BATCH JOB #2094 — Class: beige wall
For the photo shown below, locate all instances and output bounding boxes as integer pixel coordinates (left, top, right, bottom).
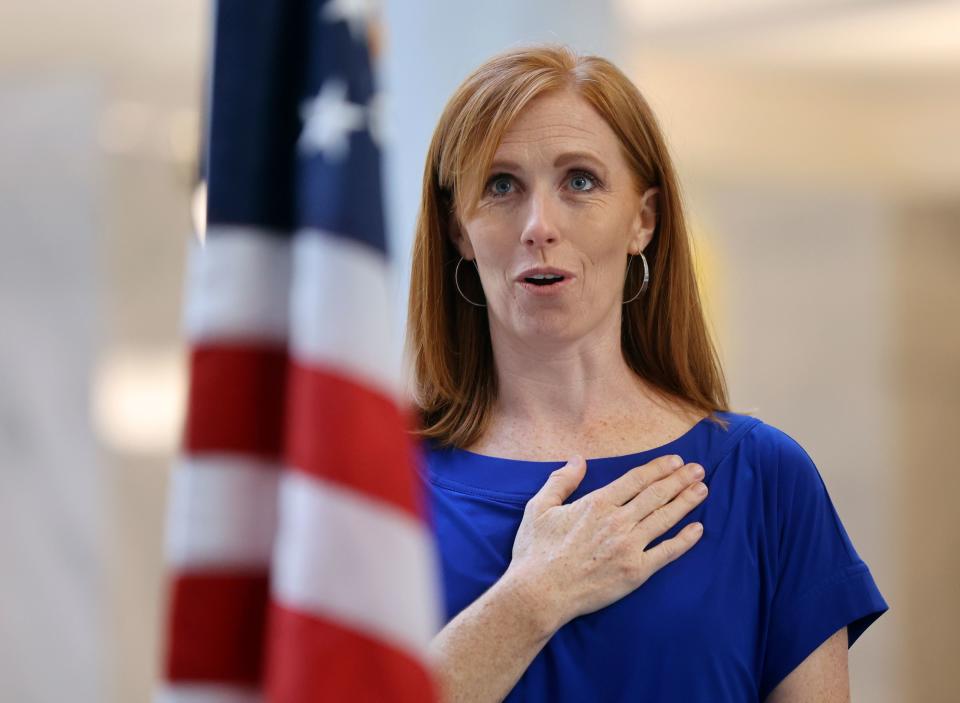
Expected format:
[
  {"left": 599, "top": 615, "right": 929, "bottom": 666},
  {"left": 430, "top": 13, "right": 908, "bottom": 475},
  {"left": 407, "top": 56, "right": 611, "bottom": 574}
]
[{"left": 894, "top": 201, "right": 960, "bottom": 702}]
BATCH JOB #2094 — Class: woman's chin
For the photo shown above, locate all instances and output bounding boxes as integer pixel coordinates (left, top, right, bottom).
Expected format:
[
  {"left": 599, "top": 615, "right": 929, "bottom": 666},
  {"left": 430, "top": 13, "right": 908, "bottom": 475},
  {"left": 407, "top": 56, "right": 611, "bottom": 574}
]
[{"left": 515, "top": 315, "right": 584, "bottom": 342}]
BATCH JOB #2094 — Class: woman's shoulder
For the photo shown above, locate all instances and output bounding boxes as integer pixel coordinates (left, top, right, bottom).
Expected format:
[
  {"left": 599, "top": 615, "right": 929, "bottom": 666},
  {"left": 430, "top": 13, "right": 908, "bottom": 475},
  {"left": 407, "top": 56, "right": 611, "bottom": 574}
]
[
  {"left": 728, "top": 414, "right": 817, "bottom": 464},
  {"left": 715, "top": 412, "right": 827, "bottom": 489}
]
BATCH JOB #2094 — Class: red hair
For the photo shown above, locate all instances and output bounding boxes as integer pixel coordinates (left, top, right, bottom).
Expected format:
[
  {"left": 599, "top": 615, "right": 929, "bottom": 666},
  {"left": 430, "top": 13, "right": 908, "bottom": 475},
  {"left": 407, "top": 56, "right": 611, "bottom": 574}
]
[{"left": 406, "top": 44, "right": 730, "bottom": 448}]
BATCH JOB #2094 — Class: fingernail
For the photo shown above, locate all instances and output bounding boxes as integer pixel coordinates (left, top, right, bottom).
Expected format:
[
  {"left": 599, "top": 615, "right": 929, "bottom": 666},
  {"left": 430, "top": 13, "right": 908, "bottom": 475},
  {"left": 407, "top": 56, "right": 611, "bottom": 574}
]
[{"left": 671, "top": 455, "right": 684, "bottom": 469}]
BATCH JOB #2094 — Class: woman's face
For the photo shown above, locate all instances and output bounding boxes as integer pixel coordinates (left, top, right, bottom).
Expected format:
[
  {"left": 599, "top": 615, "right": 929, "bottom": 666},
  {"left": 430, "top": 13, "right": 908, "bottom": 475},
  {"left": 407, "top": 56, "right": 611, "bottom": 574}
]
[{"left": 452, "top": 88, "right": 659, "bottom": 343}]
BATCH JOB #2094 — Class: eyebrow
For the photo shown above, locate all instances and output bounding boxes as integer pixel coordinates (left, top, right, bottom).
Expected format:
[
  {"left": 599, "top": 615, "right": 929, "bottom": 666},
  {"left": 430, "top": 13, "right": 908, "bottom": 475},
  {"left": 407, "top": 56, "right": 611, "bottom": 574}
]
[
  {"left": 489, "top": 151, "right": 608, "bottom": 174},
  {"left": 554, "top": 151, "right": 606, "bottom": 171}
]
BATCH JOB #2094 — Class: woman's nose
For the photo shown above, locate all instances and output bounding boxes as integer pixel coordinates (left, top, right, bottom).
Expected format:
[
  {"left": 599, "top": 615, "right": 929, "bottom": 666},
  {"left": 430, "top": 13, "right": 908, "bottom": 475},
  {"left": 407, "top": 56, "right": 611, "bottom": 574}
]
[{"left": 520, "top": 189, "right": 559, "bottom": 248}]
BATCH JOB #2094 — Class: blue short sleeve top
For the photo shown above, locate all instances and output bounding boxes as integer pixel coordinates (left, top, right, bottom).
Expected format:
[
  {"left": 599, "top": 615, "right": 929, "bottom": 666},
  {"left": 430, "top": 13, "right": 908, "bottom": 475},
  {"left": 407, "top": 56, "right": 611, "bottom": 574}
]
[{"left": 417, "top": 411, "right": 888, "bottom": 702}]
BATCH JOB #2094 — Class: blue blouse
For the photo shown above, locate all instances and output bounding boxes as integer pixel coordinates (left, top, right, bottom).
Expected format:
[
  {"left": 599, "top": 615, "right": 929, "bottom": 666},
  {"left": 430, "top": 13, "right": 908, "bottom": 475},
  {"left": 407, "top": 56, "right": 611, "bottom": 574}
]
[{"left": 418, "top": 411, "right": 888, "bottom": 702}]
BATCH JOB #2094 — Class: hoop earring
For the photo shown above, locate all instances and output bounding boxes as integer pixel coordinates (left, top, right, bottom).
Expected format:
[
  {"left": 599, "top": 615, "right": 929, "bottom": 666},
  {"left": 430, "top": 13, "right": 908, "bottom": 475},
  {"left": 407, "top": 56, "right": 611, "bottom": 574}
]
[
  {"left": 623, "top": 252, "right": 649, "bottom": 304},
  {"left": 455, "top": 256, "right": 487, "bottom": 307}
]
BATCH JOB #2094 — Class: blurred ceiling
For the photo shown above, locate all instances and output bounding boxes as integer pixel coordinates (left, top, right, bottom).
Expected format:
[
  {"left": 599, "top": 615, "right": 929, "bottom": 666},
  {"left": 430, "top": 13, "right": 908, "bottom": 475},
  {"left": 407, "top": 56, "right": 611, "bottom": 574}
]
[
  {"left": 615, "top": 0, "right": 960, "bottom": 198},
  {"left": 0, "top": 0, "right": 956, "bottom": 195},
  {"left": 618, "top": 0, "right": 960, "bottom": 70},
  {"left": 2, "top": 1, "right": 955, "bottom": 93},
  {"left": 0, "top": 0, "right": 207, "bottom": 104}
]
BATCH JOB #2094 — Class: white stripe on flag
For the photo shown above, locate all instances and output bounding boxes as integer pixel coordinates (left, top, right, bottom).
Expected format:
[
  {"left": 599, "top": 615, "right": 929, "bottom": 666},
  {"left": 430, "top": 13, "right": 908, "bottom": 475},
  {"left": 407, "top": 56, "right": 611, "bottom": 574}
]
[
  {"left": 166, "top": 455, "right": 279, "bottom": 569},
  {"left": 272, "top": 470, "right": 443, "bottom": 658},
  {"left": 290, "top": 229, "right": 402, "bottom": 401},
  {"left": 155, "top": 683, "right": 262, "bottom": 703},
  {"left": 183, "top": 226, "right": 291, "bottom": 343}
]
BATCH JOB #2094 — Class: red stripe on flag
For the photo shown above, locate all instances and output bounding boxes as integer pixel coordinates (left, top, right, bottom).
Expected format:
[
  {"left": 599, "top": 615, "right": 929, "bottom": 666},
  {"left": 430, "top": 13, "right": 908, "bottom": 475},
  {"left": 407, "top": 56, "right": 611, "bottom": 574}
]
[
  {"left": 186, "top": 344, "right": 288, "bottom": 457},
  {"left": 165, "top": 571, "right": 269, "bottom": 685},
  {"left": 265, "top": 601, "right": 438, "bottom": 703},
  {"left": 285, "top": 361, "right": 423, "bottom": 519}
]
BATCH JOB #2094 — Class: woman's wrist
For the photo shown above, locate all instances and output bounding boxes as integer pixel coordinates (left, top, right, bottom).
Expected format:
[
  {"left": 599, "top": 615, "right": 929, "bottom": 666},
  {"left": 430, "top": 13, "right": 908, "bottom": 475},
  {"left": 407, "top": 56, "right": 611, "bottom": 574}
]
[{"left": 498, "top": 565, "right": 565, "bottom": 640}]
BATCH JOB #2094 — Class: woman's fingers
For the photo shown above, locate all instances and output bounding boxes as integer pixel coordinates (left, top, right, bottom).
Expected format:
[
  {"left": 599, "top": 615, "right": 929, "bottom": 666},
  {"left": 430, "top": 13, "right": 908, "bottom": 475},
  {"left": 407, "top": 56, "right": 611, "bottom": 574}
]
[
  {"left": 598, "top": 453, "right": 685, "bottom": 506},
  {"left": 524, "top": 455, "right": 587, "bottom": 515},
  {"left": 641, "top": 521, "right": 705, "bottom": 572},
  {"left": 627, "top": 463, "right": 708, "bottom": 544}
]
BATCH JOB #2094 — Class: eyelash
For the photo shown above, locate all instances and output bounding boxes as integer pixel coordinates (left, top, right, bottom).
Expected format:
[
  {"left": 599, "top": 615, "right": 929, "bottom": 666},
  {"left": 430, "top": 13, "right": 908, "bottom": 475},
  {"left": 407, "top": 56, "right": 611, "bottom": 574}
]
[{"left": 485, "top": 169, "right": 601, "bottom": 198}]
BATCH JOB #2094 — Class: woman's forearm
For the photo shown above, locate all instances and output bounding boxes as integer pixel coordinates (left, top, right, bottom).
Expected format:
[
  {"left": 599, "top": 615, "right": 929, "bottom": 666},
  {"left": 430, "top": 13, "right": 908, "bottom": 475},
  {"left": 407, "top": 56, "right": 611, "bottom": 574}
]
[{"left": 428, "top": 570, "right": 559, "bottom": 703}]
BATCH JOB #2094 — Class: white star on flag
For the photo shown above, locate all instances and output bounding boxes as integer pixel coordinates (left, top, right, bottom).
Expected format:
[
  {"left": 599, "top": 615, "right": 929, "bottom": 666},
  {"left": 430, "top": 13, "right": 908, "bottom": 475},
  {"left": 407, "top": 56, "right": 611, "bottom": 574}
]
[
  {"left": 299, "top": 79, "right": 366, "bottom": 161},
  {"left": 321, "top": 0, "right": 378, "bottom": 43}
]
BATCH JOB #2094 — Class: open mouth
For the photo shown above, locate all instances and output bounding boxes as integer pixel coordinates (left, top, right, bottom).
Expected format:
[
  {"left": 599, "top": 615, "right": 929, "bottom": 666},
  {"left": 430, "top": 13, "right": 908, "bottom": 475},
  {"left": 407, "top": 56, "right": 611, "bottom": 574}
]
[{"left": 523, "top": 275, "right": 565, "bottom": 286}]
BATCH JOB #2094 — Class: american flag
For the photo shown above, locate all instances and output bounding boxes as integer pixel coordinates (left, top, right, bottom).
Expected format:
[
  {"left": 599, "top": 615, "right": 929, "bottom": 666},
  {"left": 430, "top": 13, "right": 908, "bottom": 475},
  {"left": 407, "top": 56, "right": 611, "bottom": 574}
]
[{"left": 159, "top": 1, "right": 441, "bottom": 701}]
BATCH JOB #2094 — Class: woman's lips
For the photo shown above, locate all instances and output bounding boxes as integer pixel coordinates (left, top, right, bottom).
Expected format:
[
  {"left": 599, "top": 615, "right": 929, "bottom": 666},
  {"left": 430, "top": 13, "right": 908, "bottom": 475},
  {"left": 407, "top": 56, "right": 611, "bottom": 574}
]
[{"left": 517, "top": 276, "right": 575, "bottom": 296}]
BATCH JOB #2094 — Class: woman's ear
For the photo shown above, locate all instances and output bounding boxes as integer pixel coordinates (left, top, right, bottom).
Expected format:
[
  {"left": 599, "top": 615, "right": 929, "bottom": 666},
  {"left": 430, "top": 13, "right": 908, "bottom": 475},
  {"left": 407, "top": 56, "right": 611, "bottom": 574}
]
[
  {"left": 447, "top": 211, "right": 476, "bottom": 260},
  {"left": 631, "top": 186, "right": 659, "bottom": 254}
]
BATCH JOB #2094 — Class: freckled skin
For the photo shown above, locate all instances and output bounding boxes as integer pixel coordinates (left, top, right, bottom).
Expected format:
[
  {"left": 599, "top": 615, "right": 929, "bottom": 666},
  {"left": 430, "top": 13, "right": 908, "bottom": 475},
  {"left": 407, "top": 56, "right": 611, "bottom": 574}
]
[
  {"left": 448, "top": 88, "right": 700, "bottom": 454},
  {"left": 455, "top": 90, "right": 653, "bottom": 346}
]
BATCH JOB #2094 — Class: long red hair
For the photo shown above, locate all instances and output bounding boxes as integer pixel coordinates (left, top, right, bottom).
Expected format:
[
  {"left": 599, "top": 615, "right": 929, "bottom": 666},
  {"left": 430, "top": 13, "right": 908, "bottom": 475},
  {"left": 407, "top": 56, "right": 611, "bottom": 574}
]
[{"left": 405, "top": 44, "right": 730, "bottom": 448}]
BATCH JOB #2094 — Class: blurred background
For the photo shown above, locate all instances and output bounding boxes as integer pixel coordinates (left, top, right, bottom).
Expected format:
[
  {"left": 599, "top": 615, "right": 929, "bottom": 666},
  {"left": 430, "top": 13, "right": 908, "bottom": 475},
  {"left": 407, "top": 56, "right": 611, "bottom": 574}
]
[{"left": 1, "top": 0, "right": 957, "bottom": 701}]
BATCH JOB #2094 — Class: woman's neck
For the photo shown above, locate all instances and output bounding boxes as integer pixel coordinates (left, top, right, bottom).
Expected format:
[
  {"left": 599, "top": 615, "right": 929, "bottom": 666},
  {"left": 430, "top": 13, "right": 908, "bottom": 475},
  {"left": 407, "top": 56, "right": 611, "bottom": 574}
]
[
  {"left": 477, "top": 320, "right": 700, "bottom": 459},
  {"left": 493, "top": 353, "right": 653, "bottom": 431}
]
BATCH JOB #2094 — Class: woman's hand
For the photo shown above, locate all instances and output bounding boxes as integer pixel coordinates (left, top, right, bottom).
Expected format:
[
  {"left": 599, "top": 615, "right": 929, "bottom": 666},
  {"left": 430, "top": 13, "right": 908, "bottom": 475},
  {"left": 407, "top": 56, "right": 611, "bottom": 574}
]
[{"left": 503, "top": 453, "right": 707, "bottom": 632}]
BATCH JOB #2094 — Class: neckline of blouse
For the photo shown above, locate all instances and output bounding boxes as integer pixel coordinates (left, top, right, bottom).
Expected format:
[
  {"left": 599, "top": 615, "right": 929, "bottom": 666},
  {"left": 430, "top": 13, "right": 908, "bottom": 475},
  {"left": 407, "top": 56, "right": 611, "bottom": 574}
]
[{"left": 447, "top": 412, "right": 724, "bottom": 466}]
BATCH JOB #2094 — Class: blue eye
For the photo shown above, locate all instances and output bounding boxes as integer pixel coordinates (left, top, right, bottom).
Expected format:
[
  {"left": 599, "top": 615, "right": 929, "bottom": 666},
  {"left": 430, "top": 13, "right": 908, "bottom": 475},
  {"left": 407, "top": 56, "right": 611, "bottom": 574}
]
[
  {"left": 569, "top": 171, "right": 597, "bottom": 191},
  {"left": 487, "top": 175, "right": 514, "bottom": 198}
]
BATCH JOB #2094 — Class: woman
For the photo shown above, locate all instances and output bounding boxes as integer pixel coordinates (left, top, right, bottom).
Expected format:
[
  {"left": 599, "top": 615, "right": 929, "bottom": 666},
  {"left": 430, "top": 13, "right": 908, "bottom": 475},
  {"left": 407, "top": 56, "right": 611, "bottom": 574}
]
[{"left": 405, "top": 45, "right": 888, "bottom": 702}]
